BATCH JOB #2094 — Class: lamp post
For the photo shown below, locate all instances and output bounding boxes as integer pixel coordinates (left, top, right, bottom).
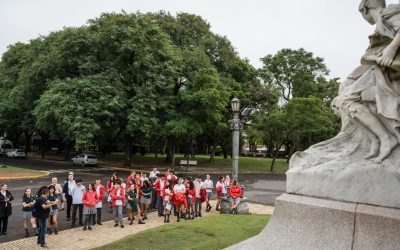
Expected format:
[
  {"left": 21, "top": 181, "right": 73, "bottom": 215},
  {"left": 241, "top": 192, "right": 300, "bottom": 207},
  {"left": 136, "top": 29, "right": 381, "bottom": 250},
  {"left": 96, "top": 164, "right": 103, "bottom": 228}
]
[{"left": 230, "top": 97, "right": 242, "bottom": 181}]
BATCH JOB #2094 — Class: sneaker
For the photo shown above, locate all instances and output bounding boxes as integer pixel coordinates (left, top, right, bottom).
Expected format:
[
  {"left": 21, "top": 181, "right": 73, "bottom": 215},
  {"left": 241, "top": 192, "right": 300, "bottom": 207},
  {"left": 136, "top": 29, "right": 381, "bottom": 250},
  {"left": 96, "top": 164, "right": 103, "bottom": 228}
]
[
  {"left": 120, "top": 225, "right": 124, "bottom": 228},
  {"left": 129, "top": 220, "right": 133, "bottom": 225},
  {"left": 54, "top": 229, "right": 58, "bottom": 235},
  {"left": 40, "top": 244, "right": 48, "bottom": 248},
  {"left": 88, "top": 226, "right": 92, "bottom": 231},
  {"left": 114, "top": 223, "right": 118, "bottom": 227},
  {"left": 138, "top": 220, "right": 145, "bottom": 224},
  {"left": 83, "top": 227, "right": 87, "bottom": 231},
  {"left": 97, "top": 222, "right": 102, "bottom": 225},
  {"left": 48, "top": 229, "right": 53, "bottom": 235},
  {"left": 199, "top": 213, "right": 202, "bottom": 217}
]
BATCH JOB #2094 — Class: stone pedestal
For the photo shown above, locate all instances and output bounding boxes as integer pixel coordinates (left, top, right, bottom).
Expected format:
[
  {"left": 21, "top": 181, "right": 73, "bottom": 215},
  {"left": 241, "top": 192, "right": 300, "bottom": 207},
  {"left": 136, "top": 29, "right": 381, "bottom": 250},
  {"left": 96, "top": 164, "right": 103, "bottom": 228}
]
[
  {"left": 226, "top": 194, "right": 400, "bottom": 250},
  {"left": 220, "top": 197, "right": 249, "bottom": 214}
]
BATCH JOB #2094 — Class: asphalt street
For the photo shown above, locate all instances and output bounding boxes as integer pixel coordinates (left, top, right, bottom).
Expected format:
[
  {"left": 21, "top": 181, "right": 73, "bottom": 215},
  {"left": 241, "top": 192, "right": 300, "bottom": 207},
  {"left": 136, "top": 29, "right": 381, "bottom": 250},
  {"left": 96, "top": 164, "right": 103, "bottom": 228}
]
[{"left": 0, "top": 157, "right": 286, "bottom": 243}]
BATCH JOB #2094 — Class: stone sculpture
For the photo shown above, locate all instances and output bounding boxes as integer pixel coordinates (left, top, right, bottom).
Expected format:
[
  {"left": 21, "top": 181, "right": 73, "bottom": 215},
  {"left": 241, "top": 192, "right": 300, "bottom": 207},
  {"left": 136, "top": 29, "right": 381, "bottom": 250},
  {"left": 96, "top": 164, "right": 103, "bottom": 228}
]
[{"left": 287, "top": 0, "right": 400, "bottom": 208}]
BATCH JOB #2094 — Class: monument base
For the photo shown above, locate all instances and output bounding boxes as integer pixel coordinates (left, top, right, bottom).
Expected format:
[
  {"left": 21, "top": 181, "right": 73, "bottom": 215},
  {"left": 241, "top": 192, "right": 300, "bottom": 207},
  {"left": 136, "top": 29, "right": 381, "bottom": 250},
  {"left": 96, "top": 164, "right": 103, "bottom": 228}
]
[
  {"left": 220, "top": 197, "right": 249, "bottom": 214},
  {"left": 226, "top": 194, "right": 400, "bottom": 250}
]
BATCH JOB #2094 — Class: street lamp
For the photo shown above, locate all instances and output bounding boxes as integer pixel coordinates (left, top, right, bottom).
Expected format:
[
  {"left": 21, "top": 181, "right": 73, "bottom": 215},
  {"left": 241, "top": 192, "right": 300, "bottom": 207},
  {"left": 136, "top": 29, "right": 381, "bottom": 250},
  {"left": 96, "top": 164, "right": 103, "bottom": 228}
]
[{"left": 230, "top": 97, "right": 243, "bottom": 181}]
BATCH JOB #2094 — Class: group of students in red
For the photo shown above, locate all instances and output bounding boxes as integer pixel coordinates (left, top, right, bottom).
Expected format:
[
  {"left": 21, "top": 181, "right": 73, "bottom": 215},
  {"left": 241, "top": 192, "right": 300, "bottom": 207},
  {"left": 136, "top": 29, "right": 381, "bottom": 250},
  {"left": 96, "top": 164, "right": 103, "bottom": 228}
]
[{"left": 5, "top": 168, "right": 243, "bottom": 248}]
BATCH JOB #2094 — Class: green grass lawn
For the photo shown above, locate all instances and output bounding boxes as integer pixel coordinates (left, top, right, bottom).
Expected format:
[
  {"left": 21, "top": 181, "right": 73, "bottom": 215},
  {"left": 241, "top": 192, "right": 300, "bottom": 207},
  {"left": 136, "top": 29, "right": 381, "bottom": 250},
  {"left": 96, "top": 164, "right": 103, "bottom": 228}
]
[
  {"left": 103, "top": 153, "right": 288, "bottom": 173},
  {"left": 0, "top": 166, "right": 46, "bottom": 179},
  {"left": 94, "top": 214, "right": 270, "bottom": 250}
]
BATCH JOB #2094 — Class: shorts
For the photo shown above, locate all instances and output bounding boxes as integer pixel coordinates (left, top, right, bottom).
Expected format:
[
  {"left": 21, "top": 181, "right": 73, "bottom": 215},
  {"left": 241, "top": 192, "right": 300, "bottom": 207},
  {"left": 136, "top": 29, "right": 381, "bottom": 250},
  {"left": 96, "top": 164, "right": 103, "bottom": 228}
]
[
  {"left": 140, "top": 197, "right": 151, "bottom": 205},
  {"left": 218, "top": 193, "right": 227, "bottom": 199},
  {"left": 128, "top": 199, "right": 139, "bottom": 213},
  {"left": 230, "top": 197, "right": 241, "bottom": 204},
  {"left": 50, "top": 208, "right": 58, "bottom": 216},
  {"left": 206, "top": 192, "right": 212, "bottom": 199},
  {"left": 22, "top": 211, "right": 33, "bottom": 220}
]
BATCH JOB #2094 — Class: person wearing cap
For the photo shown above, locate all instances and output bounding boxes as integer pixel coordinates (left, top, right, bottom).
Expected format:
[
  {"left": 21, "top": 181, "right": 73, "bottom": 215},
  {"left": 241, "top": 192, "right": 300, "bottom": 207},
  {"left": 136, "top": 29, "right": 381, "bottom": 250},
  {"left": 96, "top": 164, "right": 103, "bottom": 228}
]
[{"left": 62, "top": 172, "right": 76, "bottom": 221}]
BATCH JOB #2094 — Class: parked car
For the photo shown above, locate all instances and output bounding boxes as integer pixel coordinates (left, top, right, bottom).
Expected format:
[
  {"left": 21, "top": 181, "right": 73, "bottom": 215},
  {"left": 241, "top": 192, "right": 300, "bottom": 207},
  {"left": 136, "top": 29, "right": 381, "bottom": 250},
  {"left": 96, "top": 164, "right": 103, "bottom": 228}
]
[
  {"left": 7, "top": 149, "right": 26, "bottom": 159},
  {"left": 71, "top": 154, "right": 97, "bottom": 167}
]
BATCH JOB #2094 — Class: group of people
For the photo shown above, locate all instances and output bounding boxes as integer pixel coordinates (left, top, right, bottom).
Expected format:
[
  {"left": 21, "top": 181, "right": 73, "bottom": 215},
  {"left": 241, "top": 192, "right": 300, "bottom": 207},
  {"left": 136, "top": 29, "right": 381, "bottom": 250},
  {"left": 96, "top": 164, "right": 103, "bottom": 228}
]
[{"left": 0, "top": 167, "right": 243, "bottom": 248}]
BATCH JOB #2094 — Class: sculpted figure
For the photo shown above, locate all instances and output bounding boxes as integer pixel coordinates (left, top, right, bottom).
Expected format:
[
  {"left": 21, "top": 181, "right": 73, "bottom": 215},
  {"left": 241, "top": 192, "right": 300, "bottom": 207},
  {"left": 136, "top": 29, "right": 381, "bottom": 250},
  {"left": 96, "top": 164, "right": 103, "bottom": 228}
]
[{"left": 333, "top": 0, "right": 400, "bottom": 163}]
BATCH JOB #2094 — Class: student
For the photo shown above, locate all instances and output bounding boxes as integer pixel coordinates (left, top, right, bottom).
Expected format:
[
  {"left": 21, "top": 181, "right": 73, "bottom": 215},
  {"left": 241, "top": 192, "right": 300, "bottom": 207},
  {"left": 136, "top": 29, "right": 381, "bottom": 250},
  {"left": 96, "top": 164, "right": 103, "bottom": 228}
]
[
  {"left": 165, "top": 169, "right": 177, "bottom": 185},
  {"left": 154, "top": 174, "right": 165, "bottom": 216},
  {"left": 71, "top": 179, "right": 85, "bottom": 227},
  {"left": 0, "top": 183, "right": 13, "bottom": 236},
  {"left": 204, "top": 174, "right": 214, "bottom": 212},
  {"left": 229, "top": 180, "right": 243, "bottom": 214},
  {"left": 47, "top": 185, "right": 60, "bottom": 235},
  {"left": 194, "top": 176, "right": 205, "bottom": 217},
  {"left": 173, "top": 177, "right": 187, "bottom": 222},
  {"left": 140, "top": 172, "right": 149, "bottom": 182},
  {"left": 50, "top": 177, "right": 63, "bottom": 210},
  {"left": 186, "top": 179, "right": 196, "bottom": 220},
  {"left": 21, "top": 188, "right": 38, "bottom": 237},
  {"left": 106, "top": 173, "right": 119, "bottom": 213},
  {"left": 215, "top": 176, "right": 226, "bottom": 211},
  {"left": 162, "top": 180, "right": 173, "bottom": 223},
  {"left": 63, "top": 172, "right": 76, "bottom": 221},
  {"left": 126, "top": 183, "right": 145, "bottom": 225},
  {"left": 140, "top": 180, "right": 152, "bottom": 220},
  {"left": 126, "top": 170, "right": 136, "bottom": 189},
  {"left": 224, "top": 175, "right": 232, "bottom": 187},
  {"left": 82, "top": 183, "right": 98, "bottom": 231},
  {"left": 93, "top": 178, "right": 104, "bottom": 225},
  {"left": 149, "top": 167, "right": 160, "bottom": 179},
  {"left": 111, "top": 181, "right": 125, "bottom": 228},
  {"left": 36, "top": 188, "right": 54, "bottom": 248}
]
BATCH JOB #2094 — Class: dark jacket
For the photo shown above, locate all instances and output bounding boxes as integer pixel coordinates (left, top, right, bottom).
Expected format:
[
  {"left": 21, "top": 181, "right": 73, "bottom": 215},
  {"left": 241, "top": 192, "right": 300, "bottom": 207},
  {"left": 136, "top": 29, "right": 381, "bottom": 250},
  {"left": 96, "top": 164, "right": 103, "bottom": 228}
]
[{"left": 0, "top": 190, "right": 14, "bottom": 218}]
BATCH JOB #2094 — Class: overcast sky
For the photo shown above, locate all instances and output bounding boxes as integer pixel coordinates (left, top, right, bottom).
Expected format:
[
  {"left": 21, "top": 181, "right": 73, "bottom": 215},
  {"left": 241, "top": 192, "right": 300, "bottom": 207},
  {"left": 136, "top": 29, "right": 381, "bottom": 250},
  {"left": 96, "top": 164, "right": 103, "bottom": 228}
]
[{"left": 1, "top": 0, "right": 398, "bottom": 80}]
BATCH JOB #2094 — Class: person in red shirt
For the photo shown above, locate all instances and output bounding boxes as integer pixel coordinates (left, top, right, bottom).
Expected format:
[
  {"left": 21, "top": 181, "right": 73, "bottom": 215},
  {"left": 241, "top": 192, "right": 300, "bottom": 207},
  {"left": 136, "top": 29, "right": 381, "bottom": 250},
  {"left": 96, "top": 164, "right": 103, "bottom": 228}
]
[
  {"left": 162, "top": 180, "right": 173, "bottom": 223},
  {"left": 111, "top": 181, "right": 125, "bottom": 228},
  {"left": 93, "top": 178, "right": 105, "bottom": 225},
  {"left": 229, "top": 180, "right": 242, "bottom": 214},
  {"left": 126, "top": 170, "right": 136, "bottom": 189},
  {"left": 186, "top": 178, "right": 196, "bottom": 220},
  {"left": 82, "top": 183, "right": 98, "bottom": 231},
  {"left": 154, "top": 174, "right": 165, "bottom": 217}
]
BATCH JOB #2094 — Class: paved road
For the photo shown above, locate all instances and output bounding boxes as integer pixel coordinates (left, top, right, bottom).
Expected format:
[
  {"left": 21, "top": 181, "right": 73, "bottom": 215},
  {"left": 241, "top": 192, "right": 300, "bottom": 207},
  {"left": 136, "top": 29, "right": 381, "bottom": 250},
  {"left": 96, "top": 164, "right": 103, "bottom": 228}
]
[{"left": 0, "top": 158, "right": 286, "bottom": 243}]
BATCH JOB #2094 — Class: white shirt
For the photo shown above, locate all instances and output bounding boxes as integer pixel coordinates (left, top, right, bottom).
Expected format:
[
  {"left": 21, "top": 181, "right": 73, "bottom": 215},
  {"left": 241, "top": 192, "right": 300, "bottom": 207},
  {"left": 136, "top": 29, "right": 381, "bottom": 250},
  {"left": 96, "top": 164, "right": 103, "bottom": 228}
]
[
  {"left": 159, "top": 180, "right": 165, "bottom": 196},
  {"left": 194, "top": 180, "right": 204, "bottom": 198},
  {"left": 216, "top": 181, "right": 227, "bottom": 194},
  {"left": 204, "top": 179, "right": 213, "bottom": 193},
  {"left": 173, "top": 184, "right": 185, "bottom": 193},
  {"left": 115, "top": 189, "right": 123, "bottom": 206},
  {"left": 149, "top": 170, "right": 160, "bottom": 179},
  {"left": 95, "top": 186, "right": 102, "bottom": 208},
  {"left": 1, "top": 191, "right": 7, "bottom": 207}
]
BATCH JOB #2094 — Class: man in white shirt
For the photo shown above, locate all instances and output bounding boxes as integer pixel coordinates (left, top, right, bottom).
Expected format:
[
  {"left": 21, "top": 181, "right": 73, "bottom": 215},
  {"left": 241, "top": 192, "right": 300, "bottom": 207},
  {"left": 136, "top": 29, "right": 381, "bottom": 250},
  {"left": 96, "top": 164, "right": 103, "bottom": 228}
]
[
  {"left": 173, "top": 177, "right": 186, "bottom": 222},
  {"left": 149, "top": 167, "right": 160, "bottom": 179},
  {"left": 71, "top": 179, "right": 85, "bottom": 227},
  {"left": 204, "top": 174, "right": 213, "bottom": 212},
  {"left": 194, "top": 176, "right": 205, "bottom": 217}
]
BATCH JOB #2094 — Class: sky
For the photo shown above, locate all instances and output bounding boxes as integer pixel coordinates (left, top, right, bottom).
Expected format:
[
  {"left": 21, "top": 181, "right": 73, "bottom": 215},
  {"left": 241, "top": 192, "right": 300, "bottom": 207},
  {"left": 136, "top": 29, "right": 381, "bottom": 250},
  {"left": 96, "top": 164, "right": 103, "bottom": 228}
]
[{"left": 1, "top": 0, "right": 399, "bottom": 80}]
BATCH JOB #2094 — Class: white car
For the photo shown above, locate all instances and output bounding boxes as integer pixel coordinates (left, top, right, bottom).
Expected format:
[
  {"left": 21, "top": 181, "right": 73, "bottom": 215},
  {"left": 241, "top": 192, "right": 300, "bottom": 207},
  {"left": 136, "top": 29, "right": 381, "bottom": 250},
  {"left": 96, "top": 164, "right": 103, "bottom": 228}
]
[
  {"left": 71, "top": 154, "right": 97, "bottom": 167},
  {"left": 7, "top": 149, "right": 26, "bottom": 159}
]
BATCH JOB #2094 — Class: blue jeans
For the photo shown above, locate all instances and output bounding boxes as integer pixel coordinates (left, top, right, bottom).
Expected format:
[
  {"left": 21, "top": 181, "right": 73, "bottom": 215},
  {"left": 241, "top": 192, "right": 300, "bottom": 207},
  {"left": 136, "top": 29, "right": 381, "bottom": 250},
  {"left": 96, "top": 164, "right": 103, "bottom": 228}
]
[{"left": 37, "top": 217, "right": 47, "bottom": 245}]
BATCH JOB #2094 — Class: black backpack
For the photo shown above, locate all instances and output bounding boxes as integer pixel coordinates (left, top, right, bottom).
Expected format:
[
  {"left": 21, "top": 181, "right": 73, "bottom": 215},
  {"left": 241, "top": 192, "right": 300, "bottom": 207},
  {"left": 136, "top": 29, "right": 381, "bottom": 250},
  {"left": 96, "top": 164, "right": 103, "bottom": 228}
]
[{"left": 32, "top": 197, "right": 40, "bottom": 217}]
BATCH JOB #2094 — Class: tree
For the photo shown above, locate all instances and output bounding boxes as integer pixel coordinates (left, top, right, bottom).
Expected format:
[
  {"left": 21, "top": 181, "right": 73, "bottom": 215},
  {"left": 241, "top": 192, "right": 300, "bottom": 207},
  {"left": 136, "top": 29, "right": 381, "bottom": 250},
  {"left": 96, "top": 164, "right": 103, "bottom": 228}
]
[{"left": 259, "top": 48, "right": 330, "bottom": 102}]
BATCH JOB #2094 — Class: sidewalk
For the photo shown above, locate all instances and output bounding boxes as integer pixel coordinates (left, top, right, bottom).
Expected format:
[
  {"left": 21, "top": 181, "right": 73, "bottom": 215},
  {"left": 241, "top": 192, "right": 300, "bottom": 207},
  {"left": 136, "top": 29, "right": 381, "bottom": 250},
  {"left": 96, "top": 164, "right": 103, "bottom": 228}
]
[{"left": 0, "top": 201, "right": 273, "bottom": 250}]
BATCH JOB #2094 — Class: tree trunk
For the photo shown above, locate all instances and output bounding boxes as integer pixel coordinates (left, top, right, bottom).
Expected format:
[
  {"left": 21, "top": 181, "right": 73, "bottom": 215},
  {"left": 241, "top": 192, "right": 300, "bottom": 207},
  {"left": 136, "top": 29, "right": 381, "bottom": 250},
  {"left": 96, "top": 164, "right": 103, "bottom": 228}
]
[
  {"left": 221, "top": 144, "right": 228, "bottom": 159},
  {"left": 64, "top": 140, "right": 71, "bottom": 161},
  {"left": 24, "top": 132, "right": 32, "bottom": 156},
  {"left": 40, "top": 133, "right": 49, "bottom": 159},
  {"left": 124, "top": 134, "right": 133, "bottom": 168},
  {"left": 165, "top": 138, "right": 176, "bottom": 167},
  {"left": 209, "top": 143, "right": 216, "bottom": 164}
]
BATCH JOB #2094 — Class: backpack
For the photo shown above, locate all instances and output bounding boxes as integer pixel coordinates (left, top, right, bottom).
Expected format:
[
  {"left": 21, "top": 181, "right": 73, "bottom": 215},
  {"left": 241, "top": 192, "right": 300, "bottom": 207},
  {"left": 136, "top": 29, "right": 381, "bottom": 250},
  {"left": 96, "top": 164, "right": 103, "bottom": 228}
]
[{"left": 32, "top": 197, "right": 40, "bottom": 217}]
